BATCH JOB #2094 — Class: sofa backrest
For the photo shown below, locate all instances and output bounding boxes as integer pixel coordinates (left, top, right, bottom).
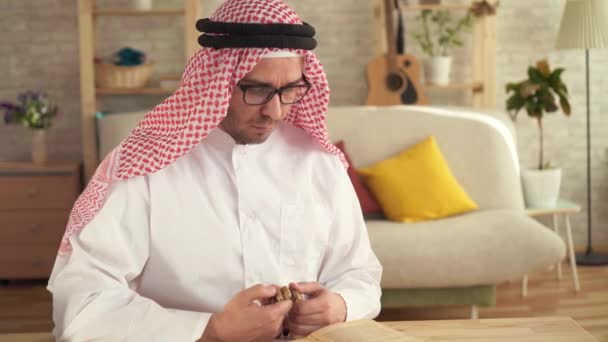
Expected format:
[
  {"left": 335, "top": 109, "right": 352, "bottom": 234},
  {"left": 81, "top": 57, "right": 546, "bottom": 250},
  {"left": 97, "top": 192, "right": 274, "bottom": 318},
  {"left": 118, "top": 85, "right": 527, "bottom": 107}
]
[
  {"left": 97, "top": 111, "right": 147, "bottom": 159},
  {"left": 325, "top": 105, "right": 524, "bottom": 211}
]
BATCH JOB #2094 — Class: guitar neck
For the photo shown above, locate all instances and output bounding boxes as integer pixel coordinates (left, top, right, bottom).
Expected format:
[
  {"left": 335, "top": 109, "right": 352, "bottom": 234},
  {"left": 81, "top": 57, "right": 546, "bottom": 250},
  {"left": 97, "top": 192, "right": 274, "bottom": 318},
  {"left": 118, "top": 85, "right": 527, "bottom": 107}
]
[
  {"left": 383, "top": 0, "right": 398, "bottom": 68},
  {"left": 395, "top": 0, "right": 405, "bottom": 54}
]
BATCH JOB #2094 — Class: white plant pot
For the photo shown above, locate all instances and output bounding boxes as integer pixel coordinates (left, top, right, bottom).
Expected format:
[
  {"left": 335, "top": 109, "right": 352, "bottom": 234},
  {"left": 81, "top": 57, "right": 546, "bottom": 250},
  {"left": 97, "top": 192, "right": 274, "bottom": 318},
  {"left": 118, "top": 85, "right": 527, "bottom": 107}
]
[
  {"left": 134, "top": 0, "right": 152, "bottom": 9},
  {"left": 423, "top": 56, "right": 452, "bottom": 85},
  {"left": 521, "top": 168, "right": 562, "bottom": 208}
]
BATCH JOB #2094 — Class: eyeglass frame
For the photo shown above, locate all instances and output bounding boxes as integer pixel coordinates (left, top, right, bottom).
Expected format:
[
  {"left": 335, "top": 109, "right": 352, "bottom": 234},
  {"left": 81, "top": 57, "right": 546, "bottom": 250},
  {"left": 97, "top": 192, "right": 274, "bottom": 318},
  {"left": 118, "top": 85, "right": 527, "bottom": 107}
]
[{"left": 236, "top": 78, "right": 312, "bottom": 106}]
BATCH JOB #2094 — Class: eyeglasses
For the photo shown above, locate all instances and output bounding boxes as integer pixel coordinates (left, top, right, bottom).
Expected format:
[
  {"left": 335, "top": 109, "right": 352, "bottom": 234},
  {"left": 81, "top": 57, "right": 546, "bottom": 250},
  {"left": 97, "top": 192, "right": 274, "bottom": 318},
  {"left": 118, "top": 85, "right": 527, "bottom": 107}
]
[{"left": 237, "top": 81, "right": 312, "bottom": 105}]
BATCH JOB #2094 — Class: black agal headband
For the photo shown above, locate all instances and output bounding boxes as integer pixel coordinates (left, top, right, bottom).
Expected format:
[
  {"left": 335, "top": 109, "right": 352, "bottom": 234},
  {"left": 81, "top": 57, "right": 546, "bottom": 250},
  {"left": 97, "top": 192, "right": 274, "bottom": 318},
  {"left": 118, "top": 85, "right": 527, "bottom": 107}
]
[{"left": 196, "top": 18, "right": 317, "bottom": 50}]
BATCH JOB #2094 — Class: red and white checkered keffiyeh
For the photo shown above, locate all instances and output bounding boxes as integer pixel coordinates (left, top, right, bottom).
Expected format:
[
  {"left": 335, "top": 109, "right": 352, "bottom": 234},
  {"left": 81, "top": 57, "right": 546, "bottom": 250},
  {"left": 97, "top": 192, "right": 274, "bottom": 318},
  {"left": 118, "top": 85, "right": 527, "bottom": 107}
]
[{"left": 56, "top": 0, "right": 345, "bottom": 256}]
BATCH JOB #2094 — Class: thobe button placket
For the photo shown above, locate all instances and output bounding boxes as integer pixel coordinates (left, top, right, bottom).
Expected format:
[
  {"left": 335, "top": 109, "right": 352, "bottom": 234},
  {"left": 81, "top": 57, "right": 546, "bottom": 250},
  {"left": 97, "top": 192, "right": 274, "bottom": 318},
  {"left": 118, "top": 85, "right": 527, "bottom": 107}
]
[
  {"left": 233, "top": 146, "right": 248, "bottom": 172},
  {"left": 239, "top": 210, "right": 249, "bottom": 232},
  {"left": 245, "top": 270, "right": 256, "bottom": 286},
  {"left": 233, "top": 153, "right": 240, "bottom": 171},
  {"left": 283, "top": 256, "right": 297, "bottom": 267},
  {"left": 242, "top": 210, "right": 256, "bottom": 287}
]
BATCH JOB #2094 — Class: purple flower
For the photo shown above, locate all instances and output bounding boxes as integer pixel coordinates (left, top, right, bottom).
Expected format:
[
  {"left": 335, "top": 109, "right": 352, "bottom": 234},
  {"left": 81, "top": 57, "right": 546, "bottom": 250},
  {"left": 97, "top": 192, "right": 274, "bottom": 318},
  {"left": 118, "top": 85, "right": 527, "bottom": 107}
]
[
  {"left": 17, "top": 90, "right": 45, "bottom": 106},
  {"left": 0, "top": 102, "right": 18, "bottom": 111},
  {"left": 2, "top": 91, "right": 58, "bottom": 128},
  {"left": 17, "top": 92, "right": 29, "bottom": 105},
  {"left": 3, "top": 111, "right": 12, "bottom": 124},
  {"left": 0, "top": 102, "right": 21, "bottom": 124}
]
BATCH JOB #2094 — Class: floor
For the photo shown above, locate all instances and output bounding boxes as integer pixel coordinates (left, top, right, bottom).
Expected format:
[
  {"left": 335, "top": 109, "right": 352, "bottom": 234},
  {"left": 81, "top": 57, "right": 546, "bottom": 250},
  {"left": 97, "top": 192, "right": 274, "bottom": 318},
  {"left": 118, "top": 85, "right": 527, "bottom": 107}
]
[
  {"left": 377, "top": 263, "right": 608, "bottom": 341},
  {"left": 1, "top": 263, "right": 607, "bottom": 341}
]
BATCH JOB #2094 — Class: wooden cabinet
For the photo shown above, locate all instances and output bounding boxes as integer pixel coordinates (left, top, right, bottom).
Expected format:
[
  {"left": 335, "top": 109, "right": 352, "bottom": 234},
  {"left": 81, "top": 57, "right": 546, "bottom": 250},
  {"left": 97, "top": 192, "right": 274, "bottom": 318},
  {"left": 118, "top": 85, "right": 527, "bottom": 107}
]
[{"left": 0, "top": 162, "right": 81, "bottom": 279}]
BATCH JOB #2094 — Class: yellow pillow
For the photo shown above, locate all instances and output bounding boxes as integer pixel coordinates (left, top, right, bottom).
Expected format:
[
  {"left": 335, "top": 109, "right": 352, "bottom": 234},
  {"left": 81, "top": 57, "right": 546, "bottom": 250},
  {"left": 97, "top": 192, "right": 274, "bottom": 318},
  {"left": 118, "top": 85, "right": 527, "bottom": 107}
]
[{"left": 358, "top": 136, "right": 477, "bottom": 222}]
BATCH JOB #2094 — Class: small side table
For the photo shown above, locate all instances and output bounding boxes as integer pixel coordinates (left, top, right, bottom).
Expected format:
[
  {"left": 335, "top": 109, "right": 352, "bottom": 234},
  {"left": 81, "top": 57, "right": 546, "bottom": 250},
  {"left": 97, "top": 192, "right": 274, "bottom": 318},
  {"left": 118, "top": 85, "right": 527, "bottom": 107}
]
[{"left": 522, "top": 199, "right": 581, "bottom": 296}]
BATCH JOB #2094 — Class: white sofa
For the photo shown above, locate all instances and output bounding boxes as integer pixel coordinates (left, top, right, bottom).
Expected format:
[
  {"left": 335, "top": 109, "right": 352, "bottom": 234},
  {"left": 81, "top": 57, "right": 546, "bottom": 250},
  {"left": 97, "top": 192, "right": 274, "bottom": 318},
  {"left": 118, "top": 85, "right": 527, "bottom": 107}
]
[{"left": 325, "top": 105, "right": 566, "bottom": 316}]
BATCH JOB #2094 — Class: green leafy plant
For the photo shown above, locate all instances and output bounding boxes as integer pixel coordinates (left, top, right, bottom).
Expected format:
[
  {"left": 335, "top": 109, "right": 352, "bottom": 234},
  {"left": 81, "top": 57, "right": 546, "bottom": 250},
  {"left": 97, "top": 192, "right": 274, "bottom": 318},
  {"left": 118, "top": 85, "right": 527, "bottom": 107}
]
[
  {"left": 412, "top": 9, "right": 473, "bottom": 57},
  {"left": 506, "top": 60, "right": 571, "bottom": 170}
]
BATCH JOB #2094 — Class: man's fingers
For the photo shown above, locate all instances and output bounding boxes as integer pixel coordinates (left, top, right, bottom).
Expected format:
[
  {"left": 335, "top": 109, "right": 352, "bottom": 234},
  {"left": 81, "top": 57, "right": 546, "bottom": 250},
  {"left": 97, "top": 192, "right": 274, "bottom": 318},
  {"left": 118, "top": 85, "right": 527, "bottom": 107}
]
[
  {"left": 265, "top": 297, "right": 293, "bottom": 316},
  {"left": 289, "top": 311, "right": 327, "bottom": 325},
  {"left": 290, "top": 294, "right": 327, "bottom": 316},
  {"left": 260, "top": 285, "right": 283, "bottom": 305},
  {"left": 236, "top": 284, "right": 277, "bottom": 306},
  {"left": 290, "top": 282, "right": 323, "bottom": 295},
  {"left": 287, "top": 321, "right": 321, "bottom": 337}
]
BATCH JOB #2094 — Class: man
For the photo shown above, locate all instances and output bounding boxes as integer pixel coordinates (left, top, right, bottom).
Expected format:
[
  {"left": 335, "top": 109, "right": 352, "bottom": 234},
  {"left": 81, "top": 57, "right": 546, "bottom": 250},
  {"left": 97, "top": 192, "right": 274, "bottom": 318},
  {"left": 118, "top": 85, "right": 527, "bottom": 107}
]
[{"left": 48, "top": 0, "right": 382, "bottom": 341}]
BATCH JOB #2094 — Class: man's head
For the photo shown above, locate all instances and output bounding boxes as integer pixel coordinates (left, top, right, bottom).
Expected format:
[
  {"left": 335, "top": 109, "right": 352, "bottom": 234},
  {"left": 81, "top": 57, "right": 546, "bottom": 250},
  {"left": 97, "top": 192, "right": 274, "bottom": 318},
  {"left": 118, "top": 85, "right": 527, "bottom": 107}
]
[
  {"left": 221, "top": 55, "right": 309, "bottom": 144},
  {"left": 196, "top": 0, "right": 320, "bottom": 145}
]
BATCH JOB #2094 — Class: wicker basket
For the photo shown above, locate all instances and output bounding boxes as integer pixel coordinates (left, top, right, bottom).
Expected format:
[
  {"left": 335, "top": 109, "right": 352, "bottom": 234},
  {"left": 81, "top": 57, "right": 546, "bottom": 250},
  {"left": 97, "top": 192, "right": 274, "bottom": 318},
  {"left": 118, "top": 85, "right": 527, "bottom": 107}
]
[{"left": 95, "top": 62, "right": 154, "bottom": 88}]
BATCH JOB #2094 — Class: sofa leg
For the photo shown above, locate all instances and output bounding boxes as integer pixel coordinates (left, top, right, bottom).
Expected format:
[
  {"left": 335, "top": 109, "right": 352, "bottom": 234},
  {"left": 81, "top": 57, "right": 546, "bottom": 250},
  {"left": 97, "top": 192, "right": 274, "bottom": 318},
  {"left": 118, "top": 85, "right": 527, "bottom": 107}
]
[{"left": 470, "top": 305, "right": 479, "bottom": 319}]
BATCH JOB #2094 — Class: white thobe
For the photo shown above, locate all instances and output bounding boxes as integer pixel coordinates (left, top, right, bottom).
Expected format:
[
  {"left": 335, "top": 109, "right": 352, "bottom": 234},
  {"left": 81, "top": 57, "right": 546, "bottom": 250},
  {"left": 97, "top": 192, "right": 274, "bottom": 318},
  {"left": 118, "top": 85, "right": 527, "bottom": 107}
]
[{"left": 48, "top": 123, "right": 382, "bottom": 342}]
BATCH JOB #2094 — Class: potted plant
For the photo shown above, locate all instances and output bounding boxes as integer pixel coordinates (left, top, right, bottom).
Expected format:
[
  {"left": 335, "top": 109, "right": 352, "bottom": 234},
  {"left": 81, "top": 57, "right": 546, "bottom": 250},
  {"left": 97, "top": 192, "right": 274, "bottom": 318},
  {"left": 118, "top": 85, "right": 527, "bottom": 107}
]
[
  {"left": 506, "top": 59, "right": 571, "bottom": 208},
  {"left": 411, "top": 9, "right": 473, "bottom": 85},
  {"left": 1, "top": 91, "right": 61, "bottom": 164}
]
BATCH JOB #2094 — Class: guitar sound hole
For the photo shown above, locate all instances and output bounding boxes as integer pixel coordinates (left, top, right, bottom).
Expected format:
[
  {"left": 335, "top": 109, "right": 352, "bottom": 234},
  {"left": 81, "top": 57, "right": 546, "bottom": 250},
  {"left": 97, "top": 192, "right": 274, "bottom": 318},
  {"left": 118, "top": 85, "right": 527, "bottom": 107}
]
[
  {"left": 386, "top": 73, "right": 404, "bottom": 91},
  {"left": 404, "top": 60, "right": 412, "bottom": 68}
]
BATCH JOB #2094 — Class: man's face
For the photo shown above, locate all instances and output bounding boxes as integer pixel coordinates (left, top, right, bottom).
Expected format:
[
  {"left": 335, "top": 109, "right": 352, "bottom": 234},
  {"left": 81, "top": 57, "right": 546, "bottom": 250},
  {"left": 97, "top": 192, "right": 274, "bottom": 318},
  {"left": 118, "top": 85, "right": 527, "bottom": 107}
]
[{"left": 220, "top": 57, "right": 306, "bottom": 144}]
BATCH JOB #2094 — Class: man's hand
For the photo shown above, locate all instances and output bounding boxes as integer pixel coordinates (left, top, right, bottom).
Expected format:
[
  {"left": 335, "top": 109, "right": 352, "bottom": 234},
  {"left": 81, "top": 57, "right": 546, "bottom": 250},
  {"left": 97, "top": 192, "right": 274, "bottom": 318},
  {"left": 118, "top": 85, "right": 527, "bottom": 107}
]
[
  {"left": 286, "top": 282, "right": 347, "bottom": 339},
  {"left": 198, "top": 284, "right": 292, "bottom": 342}
]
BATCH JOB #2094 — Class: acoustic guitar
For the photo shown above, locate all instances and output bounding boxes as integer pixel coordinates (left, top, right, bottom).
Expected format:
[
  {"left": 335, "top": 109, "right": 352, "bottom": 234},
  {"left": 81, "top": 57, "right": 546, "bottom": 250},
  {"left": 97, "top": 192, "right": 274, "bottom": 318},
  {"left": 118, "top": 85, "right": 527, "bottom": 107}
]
[{"left": 366, "top": 0, "right": 428, "bottom": 105}]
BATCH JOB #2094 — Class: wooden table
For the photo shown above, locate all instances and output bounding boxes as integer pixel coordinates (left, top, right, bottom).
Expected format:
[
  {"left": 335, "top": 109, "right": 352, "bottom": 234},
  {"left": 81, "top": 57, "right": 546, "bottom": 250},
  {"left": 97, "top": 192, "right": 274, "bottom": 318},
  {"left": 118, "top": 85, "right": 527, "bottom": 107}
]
[
  {"left": 386, "top": 316, "right": 597, "bottom": 341},
  {"left": 0, "top": 316, "right": 597, "bottom": 341}
]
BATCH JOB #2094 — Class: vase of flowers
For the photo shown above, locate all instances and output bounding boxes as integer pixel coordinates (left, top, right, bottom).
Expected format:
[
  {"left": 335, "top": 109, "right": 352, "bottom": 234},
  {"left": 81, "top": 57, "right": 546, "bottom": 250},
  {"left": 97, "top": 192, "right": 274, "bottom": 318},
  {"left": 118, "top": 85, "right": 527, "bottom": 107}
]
[{"left": 1, "top": 91, "right": 61, "bottom": 164}]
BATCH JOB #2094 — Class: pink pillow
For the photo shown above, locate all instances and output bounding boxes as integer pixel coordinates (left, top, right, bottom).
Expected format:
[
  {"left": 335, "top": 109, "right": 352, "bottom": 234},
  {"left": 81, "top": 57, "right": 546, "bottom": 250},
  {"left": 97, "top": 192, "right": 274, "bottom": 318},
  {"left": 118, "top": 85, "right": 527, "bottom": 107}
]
[{"left": 335, "top": 141, "right": 383, "bottom": 216}]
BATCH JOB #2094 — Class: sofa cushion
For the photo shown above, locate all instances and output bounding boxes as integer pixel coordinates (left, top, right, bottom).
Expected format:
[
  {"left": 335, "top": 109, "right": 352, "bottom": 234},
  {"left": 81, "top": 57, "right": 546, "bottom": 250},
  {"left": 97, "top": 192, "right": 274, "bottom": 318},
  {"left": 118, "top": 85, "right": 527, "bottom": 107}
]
[
  {"left": 335, "top": 141, "right": 382, "bottom": 215},
  {"left": 359, "top": 135, "right": 477, "bottom": 222},
  {"left": 366, "top": 209, "right": 566, "bottom": 288}
]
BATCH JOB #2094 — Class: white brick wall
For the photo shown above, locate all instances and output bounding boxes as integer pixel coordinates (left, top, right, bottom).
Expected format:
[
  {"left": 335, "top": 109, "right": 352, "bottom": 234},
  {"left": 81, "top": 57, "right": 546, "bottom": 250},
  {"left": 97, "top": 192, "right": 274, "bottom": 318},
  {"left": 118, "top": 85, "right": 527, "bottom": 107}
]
[
  {"left": 1, "top": 0, "right": 606, "bottom": 245},
  {"left": 0, "top": 0, "right": 81, "bottom": 162}
]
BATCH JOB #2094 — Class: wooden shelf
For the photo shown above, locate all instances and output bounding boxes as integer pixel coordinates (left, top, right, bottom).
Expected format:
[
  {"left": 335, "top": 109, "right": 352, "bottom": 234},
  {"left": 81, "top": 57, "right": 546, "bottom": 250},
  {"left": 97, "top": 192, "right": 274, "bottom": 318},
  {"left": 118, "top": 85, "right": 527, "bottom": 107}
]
[
  {"left": 94, "top": 8, "right": 185, "bottom": 16},
  {"left": 0, "top": 161, "right": 81, "bottom": 175},
  {"left": 422, "top": 82, "right": 484, "bottom": 92},
  {"left": 158, "top": 73, "right": 181, "bottom": 80},
  {"left": 78, "top": 0, "right": 201, "bottom": 181},
  {"left": 370, "top": 0, "right": 496, "bottom": 111},
  {"left": 96, "top": 87, "right": 176, "bottom": 95},
  {"left": 400, "top": 4, "right": 471, "bottom": 12}
]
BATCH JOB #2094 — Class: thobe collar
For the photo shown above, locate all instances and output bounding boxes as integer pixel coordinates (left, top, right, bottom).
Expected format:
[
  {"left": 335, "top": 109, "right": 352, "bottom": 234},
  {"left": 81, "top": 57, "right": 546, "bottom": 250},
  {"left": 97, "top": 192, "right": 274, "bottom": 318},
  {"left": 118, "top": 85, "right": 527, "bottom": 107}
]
[{"left": 204, "top": 124, "right": 281, "bottom": 155}]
